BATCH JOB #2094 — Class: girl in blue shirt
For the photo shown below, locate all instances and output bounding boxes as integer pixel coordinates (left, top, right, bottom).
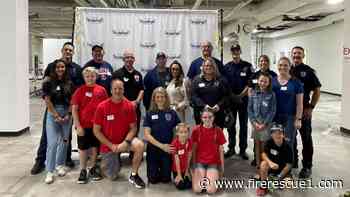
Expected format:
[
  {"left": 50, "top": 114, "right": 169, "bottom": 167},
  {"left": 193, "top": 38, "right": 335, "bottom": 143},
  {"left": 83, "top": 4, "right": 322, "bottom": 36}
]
[
  {"left": 144, "top": 87, "right": 181, "bottom": 184},
  {"left": 248, "top": 72, "right": 276, "bottom": 175},
  {"left": 272, "top": 57, "right": 304, "bottom": 163}
]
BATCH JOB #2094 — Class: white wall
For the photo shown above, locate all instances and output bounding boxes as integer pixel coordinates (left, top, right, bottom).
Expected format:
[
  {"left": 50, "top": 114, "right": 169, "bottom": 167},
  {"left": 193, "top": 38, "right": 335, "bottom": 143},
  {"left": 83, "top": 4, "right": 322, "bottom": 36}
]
[
  {"left": 262, "top": 21, "right": 344, "bottom": 95},
  {"left": 43, "top": 38, "right": 71, "bottom": 69}
]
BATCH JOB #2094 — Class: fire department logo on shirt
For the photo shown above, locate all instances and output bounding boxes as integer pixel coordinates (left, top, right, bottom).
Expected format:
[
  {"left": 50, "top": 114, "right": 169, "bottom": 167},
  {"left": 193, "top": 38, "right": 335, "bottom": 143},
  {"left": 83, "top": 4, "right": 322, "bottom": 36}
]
[
  {"left": 165, "top": 113, "right": 172, "bottom": 121},
  {"left": 300, "top": 71, "right": 307, "bottom": 77},
  {"left": 134, "top": 75, "right": 140, "bottom": 82}
]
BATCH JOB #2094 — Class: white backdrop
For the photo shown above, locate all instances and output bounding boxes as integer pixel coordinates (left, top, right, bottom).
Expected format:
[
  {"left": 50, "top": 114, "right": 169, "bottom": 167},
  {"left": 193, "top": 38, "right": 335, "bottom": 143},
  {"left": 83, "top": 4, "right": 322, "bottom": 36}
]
[{"left": 73, "top": 7, "right": 219, "bottom": 73}]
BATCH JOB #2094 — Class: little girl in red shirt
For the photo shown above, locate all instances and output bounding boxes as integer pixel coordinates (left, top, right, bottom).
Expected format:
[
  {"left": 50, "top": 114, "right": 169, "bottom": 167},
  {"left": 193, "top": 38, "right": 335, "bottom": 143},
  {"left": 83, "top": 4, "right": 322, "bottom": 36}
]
[
  {"left": 171, "top": 123, "right": 192, "bottom": 190},
  {"left": 191, "top": 109, "right": 226, "bottom": 194}
]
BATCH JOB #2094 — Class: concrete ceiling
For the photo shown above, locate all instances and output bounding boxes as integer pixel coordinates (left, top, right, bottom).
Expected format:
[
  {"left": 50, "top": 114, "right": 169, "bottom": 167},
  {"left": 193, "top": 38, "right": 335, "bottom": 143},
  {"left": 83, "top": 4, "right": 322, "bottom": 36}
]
[{"left": 29, "top": 0, "right": 344, "bottom": 39}]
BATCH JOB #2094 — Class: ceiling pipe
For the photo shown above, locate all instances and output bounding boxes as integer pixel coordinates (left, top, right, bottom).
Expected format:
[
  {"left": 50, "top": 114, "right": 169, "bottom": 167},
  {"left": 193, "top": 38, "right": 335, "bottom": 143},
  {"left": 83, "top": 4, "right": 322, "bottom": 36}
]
[
  {"left": 192, "top": 0, "right": 204, "bottom": 9},
  {"left": 223, "top": 0, "right": 254, "bottom": 22}
]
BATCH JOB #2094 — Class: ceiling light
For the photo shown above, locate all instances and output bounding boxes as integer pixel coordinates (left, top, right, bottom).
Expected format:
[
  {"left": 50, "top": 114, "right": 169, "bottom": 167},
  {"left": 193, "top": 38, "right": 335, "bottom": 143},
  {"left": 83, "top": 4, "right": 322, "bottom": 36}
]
[
  {"left": 327, "top": 0, "right": 344, "bottom": 5},
  {"left": 223, "top": 37, "right": 229, "bottom": 42},
  {"left": 252, "top": 29, "right": 259, "bottom": 34}
]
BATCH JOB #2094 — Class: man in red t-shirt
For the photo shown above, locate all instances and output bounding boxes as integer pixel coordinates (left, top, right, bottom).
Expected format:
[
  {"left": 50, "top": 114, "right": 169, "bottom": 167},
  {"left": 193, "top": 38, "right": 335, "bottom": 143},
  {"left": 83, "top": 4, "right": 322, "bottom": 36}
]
[
  {"left": 93, "top": 79, "right": 146, "bottom": 188},
  {"left": 72, "top": 67, "right": 108, "bottom": 184}
]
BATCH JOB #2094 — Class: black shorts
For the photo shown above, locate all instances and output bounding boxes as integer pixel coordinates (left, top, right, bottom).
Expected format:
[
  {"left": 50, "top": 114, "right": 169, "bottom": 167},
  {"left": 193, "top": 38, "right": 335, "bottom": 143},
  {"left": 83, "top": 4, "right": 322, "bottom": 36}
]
[{"left": 77, "top": 128, "right": 100, "bottom": 150}]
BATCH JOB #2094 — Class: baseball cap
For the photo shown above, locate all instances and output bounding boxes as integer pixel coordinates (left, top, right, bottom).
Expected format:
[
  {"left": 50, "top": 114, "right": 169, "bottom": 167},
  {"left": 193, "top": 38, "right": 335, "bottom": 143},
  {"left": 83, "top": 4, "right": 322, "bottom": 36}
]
[
  {"left": 156, "top": 52, "right": 167, "bottom": 59},
  {"left": 270, "top": 123, "right": 284, "bottom": 134},
  {"left": 92, "top": 45, "right": 103, "bottom": 51},
  {"left": 230, "top": 44, "right": 241, "bottom": 52}
]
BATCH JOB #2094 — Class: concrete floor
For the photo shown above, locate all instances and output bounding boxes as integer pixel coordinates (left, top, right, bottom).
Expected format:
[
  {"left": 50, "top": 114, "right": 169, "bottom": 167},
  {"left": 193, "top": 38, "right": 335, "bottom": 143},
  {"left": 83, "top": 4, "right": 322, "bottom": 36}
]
[{"left": 0, "top": 93, "right": 349, "bottom": 197}]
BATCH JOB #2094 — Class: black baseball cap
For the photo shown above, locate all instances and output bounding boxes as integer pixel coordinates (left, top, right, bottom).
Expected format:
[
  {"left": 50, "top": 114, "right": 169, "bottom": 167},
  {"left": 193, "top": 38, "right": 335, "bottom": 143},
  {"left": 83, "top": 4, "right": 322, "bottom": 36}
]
[
  {"left": 270, "top": 123, "right": 284, "bottom": 134},
  {"left": 156, "top": 52, "right": 167, "bottom": 59},
  {"left": 92, "top": 45, "right": 103, "bottom": 51},
  {"left": 230, "top": 44, "right": 241, "bottom": 52}
]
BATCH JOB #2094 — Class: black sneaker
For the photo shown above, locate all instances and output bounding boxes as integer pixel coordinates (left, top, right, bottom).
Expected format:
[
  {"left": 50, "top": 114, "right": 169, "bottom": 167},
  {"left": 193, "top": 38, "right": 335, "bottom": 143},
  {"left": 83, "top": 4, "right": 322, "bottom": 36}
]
[
  {"left": 239, "top": 152, "right": 249, "bottom": 160},
  {"left": 66, "top": 159, "right": 75, "bottom": 168},
  {"left": 129, "top": 173, "right": 146, "bottom": 189},
  {"left": 30, "top": 162, "right": 45, "bottom": 175},
  {"left": 251, "top": 159, "right": 257, "bottom": 166},
  {"left": 299, "top": 168, "right": 312, "bottom": 179},
  {"left": 89, "top": 166, "right": 103, "bottom": 181},
  {"left": 224, "top": 149, "right": 236, "bottom": 159},
  {"left": 77, "top": 169, "right": 88, "bottom": 184}
]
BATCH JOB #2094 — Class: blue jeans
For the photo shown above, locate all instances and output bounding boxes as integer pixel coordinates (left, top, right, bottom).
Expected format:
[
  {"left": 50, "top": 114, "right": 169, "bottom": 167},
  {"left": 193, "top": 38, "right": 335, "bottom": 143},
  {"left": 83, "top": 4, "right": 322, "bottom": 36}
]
[
  {"left": 274, "top": 115, "right": 296, "bottom": 163},
  {"left": 45, "top": 105, "right": 72, "bottom": 172}
]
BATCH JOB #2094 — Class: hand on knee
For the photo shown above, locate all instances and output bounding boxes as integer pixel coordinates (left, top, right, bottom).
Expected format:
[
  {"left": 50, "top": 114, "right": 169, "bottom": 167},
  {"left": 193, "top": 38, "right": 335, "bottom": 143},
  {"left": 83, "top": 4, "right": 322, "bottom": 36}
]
[{"left": 132, "top": 138, "right": 145, "bottom": 153}]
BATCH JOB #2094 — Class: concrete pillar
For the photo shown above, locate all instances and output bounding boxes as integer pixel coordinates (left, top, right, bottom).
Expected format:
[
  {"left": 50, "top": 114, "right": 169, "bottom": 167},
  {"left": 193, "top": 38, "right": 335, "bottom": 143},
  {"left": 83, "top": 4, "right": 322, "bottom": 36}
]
[
  {"left": 0, "top": 0, "right": 30, "bottom": 135},
  {"left": 341, "top": 0, "right": 350, "bottom": 134}
]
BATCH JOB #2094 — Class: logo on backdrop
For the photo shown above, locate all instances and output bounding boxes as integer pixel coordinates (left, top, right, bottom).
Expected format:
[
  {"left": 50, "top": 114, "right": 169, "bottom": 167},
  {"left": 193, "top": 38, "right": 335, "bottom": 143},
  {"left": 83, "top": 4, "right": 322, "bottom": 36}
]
[
  {"left": 139, "top": 18, "right": 156, "bottom": 24},
  {"left": 165, "top": 30, "right": 181, "bottom": 36},
  {"left": 86, "top": 17, "right": 104, "bottom": 23},
  {"left": 87, "top": 42, "right": 104, "bottom": 48},
  {"left": 112, "top": 29, "right": 130, "bottom": 36},
  {"left": 191, "top": 42, "right": 201, "bottom": 48},
  {"left": 140, "top": 41, "right": 156, "bottom": 48},
  {"left": 343, "top": 47, "right": 350, "bottom": 60},
  {"left": 190, "top": 18, "right": 207, "bottom": 25},
  {"left": 113, "top": 54, "right": 124, "bottom": 59},
  {"left": 167, "top": 54, "right": 181, "bottom": 59}
]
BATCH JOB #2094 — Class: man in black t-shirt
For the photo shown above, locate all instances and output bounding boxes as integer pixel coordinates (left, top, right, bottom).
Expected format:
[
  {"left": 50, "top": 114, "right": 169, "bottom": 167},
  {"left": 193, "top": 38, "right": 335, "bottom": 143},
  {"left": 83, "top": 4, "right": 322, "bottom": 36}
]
[
  {"left": 257, "top": 124, "right": 293, "bottom": 196},
  {"left": 291, "top": 46, "right": 321, "bottom": 178},
  {"left": 112, "top": 49, "right": 144, "bottom": 134}
]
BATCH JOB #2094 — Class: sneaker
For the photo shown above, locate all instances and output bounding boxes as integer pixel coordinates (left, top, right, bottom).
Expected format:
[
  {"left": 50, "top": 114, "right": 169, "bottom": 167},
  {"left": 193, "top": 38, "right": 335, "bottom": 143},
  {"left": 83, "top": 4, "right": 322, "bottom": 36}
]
[
  {"left": 299, "top": 168, "right": 312, "bottom": 179},
  {"left": 66, "top": 159, "right": 75, "bottom": 168},
  {"left": 251, "top": 159, "right": 257, "bottom": 166},
  {"left": 56, "top": 165, "right": 67, "bottom": 177},
  {"left": 45, "top": 172, "right": 54, "bottom": 184},
  {"left": 239, "top": 152, "right": 249, "bottom": 160},
  {"left": 224, "top": 149, "right": 236, "bottom": 159},
  {"left": 129, "top": 173, "right": 146, "bottom": 189},
  {"left": 256, "top": 187, "right": 267, "bottom": 196},
  {"left": 77, "top": 169, "right": 88, "bottom": 184},
  {"left": 31, "top": 162, "right": 45, "bottom": 175},
  {"left": 89, "top": 166, "right": 103, "bottom": 181}
]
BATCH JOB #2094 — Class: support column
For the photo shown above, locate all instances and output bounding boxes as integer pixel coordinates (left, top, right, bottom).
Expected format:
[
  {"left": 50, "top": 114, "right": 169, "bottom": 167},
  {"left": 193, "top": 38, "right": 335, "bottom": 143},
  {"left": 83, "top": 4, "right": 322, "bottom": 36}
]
[
  {"left": 0, "top": 0, "right": 30, "bottom": 135},
  {"left": 341, "top": 0, "right": 350, "bottom": 134}
]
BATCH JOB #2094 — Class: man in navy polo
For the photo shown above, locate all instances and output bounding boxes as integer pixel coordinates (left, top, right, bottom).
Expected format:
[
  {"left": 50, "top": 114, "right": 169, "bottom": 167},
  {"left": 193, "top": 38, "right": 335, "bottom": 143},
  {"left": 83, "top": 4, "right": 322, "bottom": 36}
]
[
  {"left": 222, "top": 44, "right": 253, "bottom": 160},
  {"left": 143, "top": 52, "right": 172, "bottom": 110},
  {"left": 187, "top": 41, "right": 223, "bottom": 80},
  {"left": 83, "top": 45, "right": 113, "bottom": 95},
  {"left": 291, "top": 46, "right": 321, "bottom": 178}
]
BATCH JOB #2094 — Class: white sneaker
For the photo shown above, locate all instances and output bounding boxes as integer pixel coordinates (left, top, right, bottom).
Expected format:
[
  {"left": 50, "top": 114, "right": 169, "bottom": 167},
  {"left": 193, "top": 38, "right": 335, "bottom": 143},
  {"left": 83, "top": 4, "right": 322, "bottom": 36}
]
[
  {"left": 45, "top": 172, "right": 54, "bottom": 184},
  {"left": 56, "top": 165, "right": 67, "bottom": 177}
]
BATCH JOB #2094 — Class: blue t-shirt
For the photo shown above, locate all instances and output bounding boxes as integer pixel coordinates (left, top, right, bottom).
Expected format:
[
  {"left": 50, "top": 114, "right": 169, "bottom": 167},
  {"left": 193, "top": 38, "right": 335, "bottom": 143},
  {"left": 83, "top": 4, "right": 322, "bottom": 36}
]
[
  {"left": 272, "top": 77, "right": 304, "bottom": 116},
  {"left": 143, "top": 109, "right": 180, "bottom": 144}
]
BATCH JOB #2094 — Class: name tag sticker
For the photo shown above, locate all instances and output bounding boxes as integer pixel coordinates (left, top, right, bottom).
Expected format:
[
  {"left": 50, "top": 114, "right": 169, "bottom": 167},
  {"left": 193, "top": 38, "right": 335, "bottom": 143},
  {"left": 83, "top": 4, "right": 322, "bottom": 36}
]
[
  {"left": 281, "top": 86, "right": 288, "bottom": 91},
  {"left": 85, "top": 92, "right": 92, "bottom": 97},
  {"left": 56, "top": 86, "right": 61, "bottom": 91},
  {"left": 107, "top": 114, "right": 114, "bottom": 121},
  {"left": 240, "top": 72, "right": 246, "bottom": 77},
  {"left": 178, "top": 149, "right": 185, "bottom": 155},
  {"left": 270, "top": 149, "right": 278, "bottom": 156},
  {"left": 198, "top": 83, "right": 205, "bottom": 88},
  {"left": 253, "top": 79, "right": 258, "bottom": 84},
  {"left": 262, "top": 101, "right": 268, "bottom": 107},
  {"left": 123, "top": 77, "right": 129, "bottom": 82},
  {"left": 151, "top": 115, "right": 159, "bottom": 120}
]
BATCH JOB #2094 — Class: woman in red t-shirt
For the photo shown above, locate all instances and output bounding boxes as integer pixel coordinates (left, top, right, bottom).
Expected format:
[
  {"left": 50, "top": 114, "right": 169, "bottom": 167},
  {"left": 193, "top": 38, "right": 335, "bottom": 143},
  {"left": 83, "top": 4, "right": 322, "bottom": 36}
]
[
  {"left": 71, "top": 67, "right": 108, "bottom": 184},
  {"left": 191, "top": 110, "right": 226, "bottom": 194}
]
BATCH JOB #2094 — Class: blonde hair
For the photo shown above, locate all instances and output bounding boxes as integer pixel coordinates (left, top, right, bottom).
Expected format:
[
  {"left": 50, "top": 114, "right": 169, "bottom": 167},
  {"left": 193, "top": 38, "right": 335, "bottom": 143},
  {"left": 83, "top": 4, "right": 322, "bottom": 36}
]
[
  {"left": 149, "top": 87, "right": 171, "bottom": 112},
  {"left": 176, "top": 123, "right": 190, "bottom": 133},
  {"left": 200, "top": 57, "right": 220, "bottom": 79},
  {"left": 82, "top": 66, "right": 98, "bottom": 76}
]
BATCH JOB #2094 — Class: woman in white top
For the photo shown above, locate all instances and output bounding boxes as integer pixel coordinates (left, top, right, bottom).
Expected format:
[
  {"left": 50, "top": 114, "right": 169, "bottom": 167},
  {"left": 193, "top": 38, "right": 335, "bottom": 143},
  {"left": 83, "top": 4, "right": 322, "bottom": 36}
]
[{"left": 166, "top": 60, "right": 189, "bottom": 122}]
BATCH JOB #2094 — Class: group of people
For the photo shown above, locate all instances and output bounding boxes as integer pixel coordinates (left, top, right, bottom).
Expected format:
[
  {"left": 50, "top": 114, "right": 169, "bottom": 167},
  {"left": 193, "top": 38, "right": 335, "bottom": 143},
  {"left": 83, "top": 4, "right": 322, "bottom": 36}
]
[{"left": 30, "top": 40, "right": 321, "bottom": 196}]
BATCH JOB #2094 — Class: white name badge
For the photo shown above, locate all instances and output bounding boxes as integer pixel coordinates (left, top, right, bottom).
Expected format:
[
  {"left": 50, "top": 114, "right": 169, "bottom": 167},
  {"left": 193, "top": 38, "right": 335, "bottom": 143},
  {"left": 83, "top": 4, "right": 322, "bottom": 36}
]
[
  {"left": 270, "top": 149, "right": 278, "bottom": 156},
  {"left": 56, "top": 86, "right": 61, "bottom": 91},
  {"left": 85, "top": 92, "right": 92, "bottom": 97},
  {"left": 178, "top": 149, "right": 185, "bottom": 155},
  {"left": 252, "top": 79, "right": 258, "bottom": 84},
  {"left": 262, "top": 101, "right": 268, "bottom": 107},
  {"left": 281, "top": 86, "right": 288, "bottom": 91},
  {"left": 107, "top": 114, "right": 114, "bottom": 121},
  {"left": 123, "top": 77, "right": 129, "bottom": 82},
  {"left": 198, "top": 83, "right": 205, "bottom": 88},
  {"left": 240, "top": 72, "right": 247, "bottom": 77},
  {"left": 151, "top": 114, "right": 159, "bottom": 120}
]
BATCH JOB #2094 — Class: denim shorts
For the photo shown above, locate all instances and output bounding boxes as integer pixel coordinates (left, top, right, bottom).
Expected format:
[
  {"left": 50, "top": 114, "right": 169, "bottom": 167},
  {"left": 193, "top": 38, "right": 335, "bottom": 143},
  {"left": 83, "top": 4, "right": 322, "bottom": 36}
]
[{"left": 193, "top": 163, "right": 219, "bottom": 171}]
